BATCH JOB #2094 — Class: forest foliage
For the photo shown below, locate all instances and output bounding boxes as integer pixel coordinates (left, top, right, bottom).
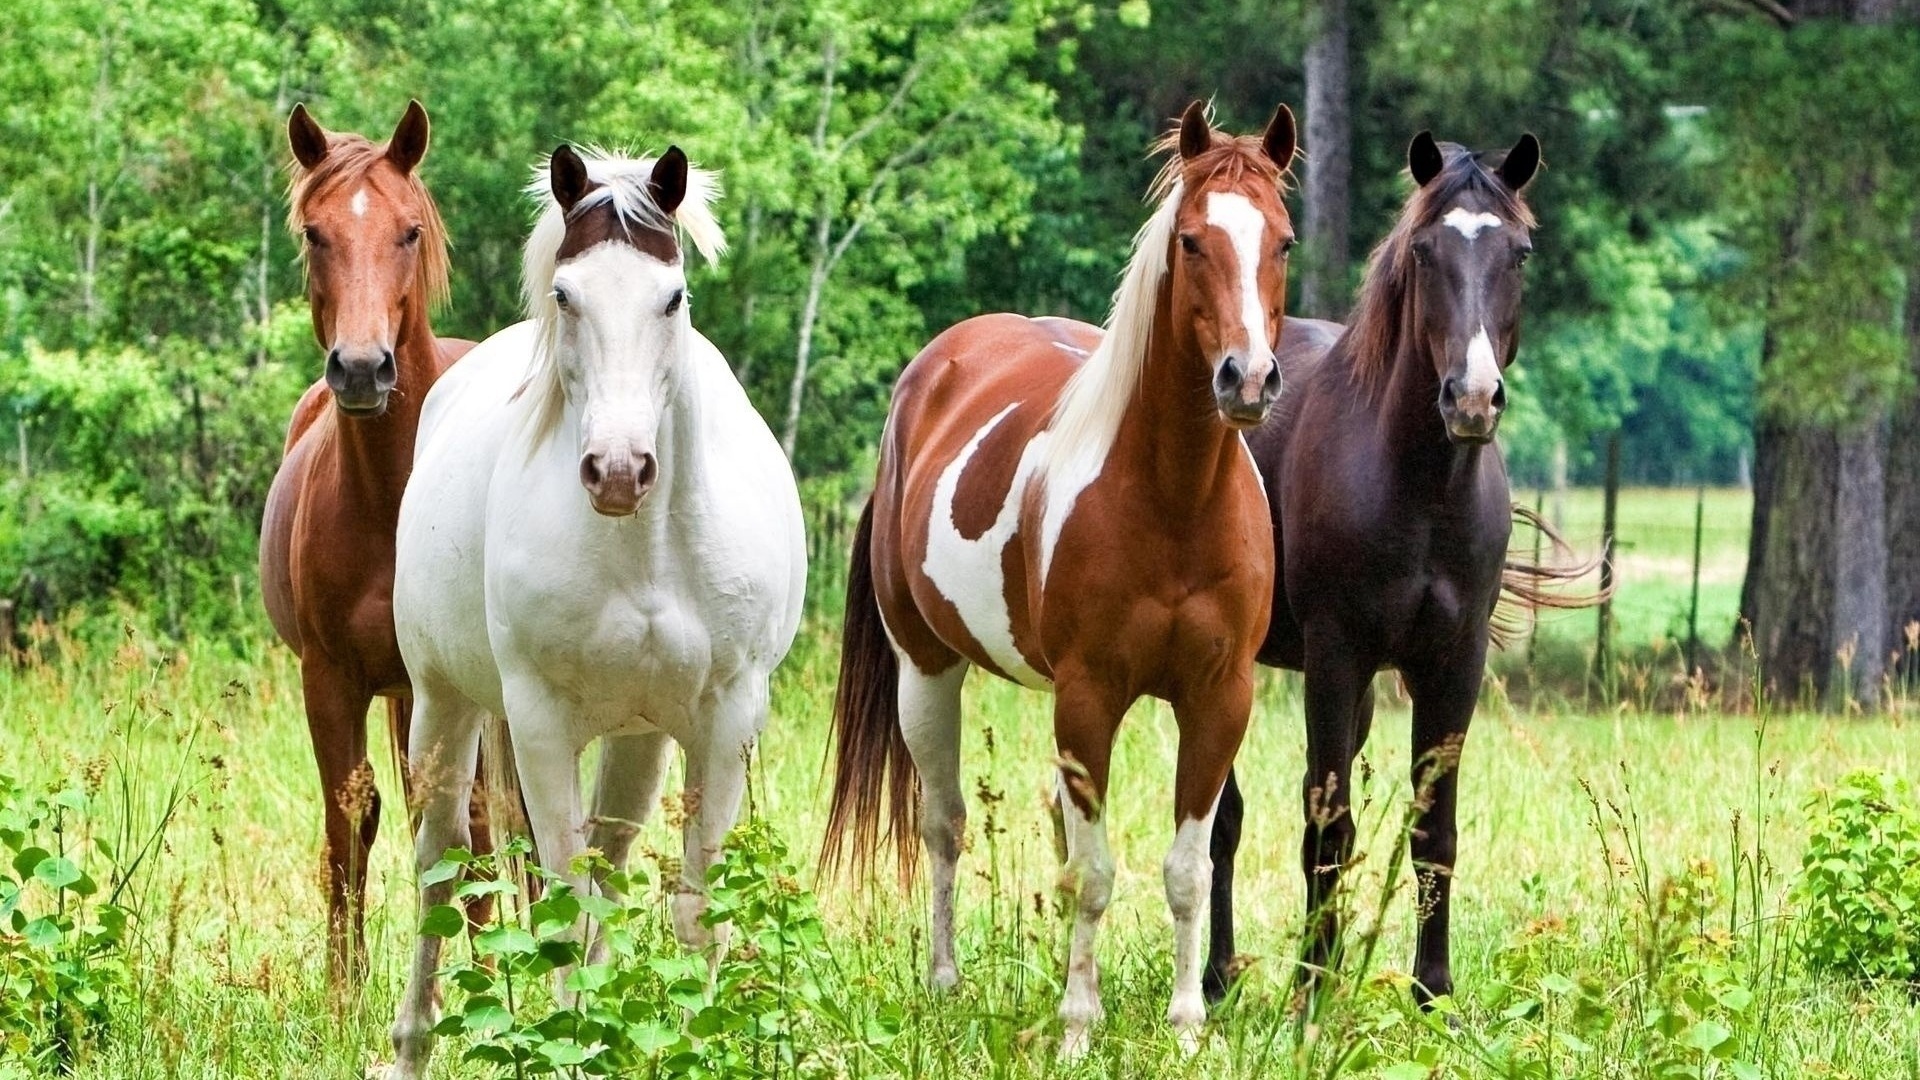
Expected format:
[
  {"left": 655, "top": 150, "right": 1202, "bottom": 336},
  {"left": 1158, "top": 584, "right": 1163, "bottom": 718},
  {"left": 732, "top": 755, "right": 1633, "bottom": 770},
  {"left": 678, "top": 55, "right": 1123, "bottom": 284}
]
[{"left": 1, "top": 0, "right": 1916, "bottom": 636}]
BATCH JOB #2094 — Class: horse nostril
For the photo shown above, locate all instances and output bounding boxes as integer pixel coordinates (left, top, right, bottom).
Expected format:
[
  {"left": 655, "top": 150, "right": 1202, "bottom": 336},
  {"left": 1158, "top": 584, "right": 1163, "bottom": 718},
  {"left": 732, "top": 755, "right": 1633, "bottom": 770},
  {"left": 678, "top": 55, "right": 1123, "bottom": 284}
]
[
  {"left": 324, "top": 350, "right": 345, "bottom": 385},
  {"left": 1441, "top": 376, "right": 1460, "bottom": 408},
  {"left": 1491, "top": 379, "right": 1507, "bottom": 412},
  {"left": 635, "top": 453, "right": 659, "bottom": 495},
  {"left": 1214, "top": 356, "right": 1244, "bottom": 397},
  {"left": 1262, "top": 362, "right": 1282, "bottom": 397},
  {"left": 376, "top": 352, "right": 397, "bottom": 389},
  {"left": 579, "top": 454, "right": 604, "bottom": 490}
]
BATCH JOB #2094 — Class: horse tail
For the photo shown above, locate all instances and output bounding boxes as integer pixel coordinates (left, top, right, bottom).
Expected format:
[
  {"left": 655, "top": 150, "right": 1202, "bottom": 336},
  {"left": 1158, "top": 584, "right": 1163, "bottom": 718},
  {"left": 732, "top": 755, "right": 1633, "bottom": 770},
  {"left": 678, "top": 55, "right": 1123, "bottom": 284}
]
[
  {"left": 1492, "top": 502, "right": 1612, "bottom": 648},
  {"left": 821, "top": 497, "right": 917, "bottom": 884},
  {"left": 480, "top": 711, "right": 530, "bottom": 852}
]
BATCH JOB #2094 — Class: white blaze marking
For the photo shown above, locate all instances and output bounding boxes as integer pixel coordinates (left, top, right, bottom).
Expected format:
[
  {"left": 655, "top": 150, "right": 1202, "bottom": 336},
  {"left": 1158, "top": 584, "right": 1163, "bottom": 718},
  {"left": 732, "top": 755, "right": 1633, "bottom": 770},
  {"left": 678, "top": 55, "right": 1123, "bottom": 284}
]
[
  {"left": 1463, "top": 325, "right": 1501, "bottom": 398},
  {"left": 1443, "top": 207, "right": 1502, "bottom": 241},
  {"left": 925, "top": 404, "right": 1051, "bottom": 689},
  {"left": 1205, "top": 192, "right": 1271, "bottom": 367},
  {"left": 350, "top": 187, "right": 370, "bottom": 218}
]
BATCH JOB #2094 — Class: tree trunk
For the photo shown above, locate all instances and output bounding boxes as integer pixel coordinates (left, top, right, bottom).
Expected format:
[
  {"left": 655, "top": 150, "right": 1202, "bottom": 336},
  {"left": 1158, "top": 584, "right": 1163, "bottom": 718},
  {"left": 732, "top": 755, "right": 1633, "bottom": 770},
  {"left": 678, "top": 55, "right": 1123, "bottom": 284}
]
[
  {"left": 1831, "top": 419, "right": 1887, "bottom": 707},
  {"left": 1752, "top": 424, "right": 1838, "bottom": 704},
  {"left": 1299, "top": 0, "right": 1351, "bottom": 320},
  {"left": 1887, "top": 213, "right": 1920, "bottom": 687},
  {"left": 1736, "top": 323, "right": 1780, "bottom": 646},
  {"left": 781, "top": 201, "right": 834, "bottom": 461}
]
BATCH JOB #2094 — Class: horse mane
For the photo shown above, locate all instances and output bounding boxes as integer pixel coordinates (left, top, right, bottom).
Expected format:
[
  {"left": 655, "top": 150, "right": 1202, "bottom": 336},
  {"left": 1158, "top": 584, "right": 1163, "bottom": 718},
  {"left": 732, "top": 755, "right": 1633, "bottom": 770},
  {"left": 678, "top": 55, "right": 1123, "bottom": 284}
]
[
  {"left": 1042, "top": 116, "right": 1287, "bottom": 477},
  {"left": 516, "top": 148, "right": 726, "bottom": 443},
  {"left": 1339, "top": 143, "right": 1537, "bottom": 401},
  {"left": 286, "top": 135, "right": 452, "bottom": 312}
]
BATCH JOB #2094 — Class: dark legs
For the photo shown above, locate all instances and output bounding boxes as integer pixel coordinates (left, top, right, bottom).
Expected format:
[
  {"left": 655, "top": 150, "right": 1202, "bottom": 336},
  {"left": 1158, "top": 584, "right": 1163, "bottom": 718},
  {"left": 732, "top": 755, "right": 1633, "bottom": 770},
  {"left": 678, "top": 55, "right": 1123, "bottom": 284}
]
[
  {"left": 1402, "top": 647, "right": 1483, "bottom": 1004},
  {"left": 1203, "top": 665, "right": 1377, "bottom": 1004},
  {"left": 302, "top": 660, "right": 377, "bottom": 989},
  {"left": 1297, "top": 655, "right": 1376, "bottom": 997},
  {"left": 1202, "top": 768, "right": 1244, "bottom": 1001}
]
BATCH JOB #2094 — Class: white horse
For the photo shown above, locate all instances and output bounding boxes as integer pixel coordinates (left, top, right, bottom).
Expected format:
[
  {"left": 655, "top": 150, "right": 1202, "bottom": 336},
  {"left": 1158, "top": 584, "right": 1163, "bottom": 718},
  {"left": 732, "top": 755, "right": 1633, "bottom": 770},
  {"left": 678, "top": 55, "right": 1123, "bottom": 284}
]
[{"left": 387, "top": 145, "right": 806, "bottom": 1078}]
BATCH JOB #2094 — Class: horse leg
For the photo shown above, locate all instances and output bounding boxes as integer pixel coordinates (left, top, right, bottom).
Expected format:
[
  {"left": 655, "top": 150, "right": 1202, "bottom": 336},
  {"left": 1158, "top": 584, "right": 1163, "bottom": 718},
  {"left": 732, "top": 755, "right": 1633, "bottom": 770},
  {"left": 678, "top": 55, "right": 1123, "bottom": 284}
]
[
  {"left": 1203, "top": 768, "right": 1245, "bottom": 1003},
  {"left": 1297, "top": 644, "right": 1372, "bottom": 1004},
  {"left": 1051, "top": 674, "right": 1125, "bottom": 1062},
  {"left": 1166, "top": 675, "right": 1254, "bottom": 1053},
  {"left": 1402, "top": 643, "right": 1484, "bottom": 1006},
  {"left": 897, "top": 659, "right": 968, "bottom": 991},
  {"left": 389, "top": 678, "right": 484, "bottom": 1080},
  {"left": 585, "top": 732, "right": 675, "bottom": 888},
  {"left": 301, "top": 660, "right": 376, "bottom": 990},
  {"left": 674, "top": 687, "right": 761, "bottom": 964},
  {"left": 500, "top": 682, "right": 588, "bottom": 959}
]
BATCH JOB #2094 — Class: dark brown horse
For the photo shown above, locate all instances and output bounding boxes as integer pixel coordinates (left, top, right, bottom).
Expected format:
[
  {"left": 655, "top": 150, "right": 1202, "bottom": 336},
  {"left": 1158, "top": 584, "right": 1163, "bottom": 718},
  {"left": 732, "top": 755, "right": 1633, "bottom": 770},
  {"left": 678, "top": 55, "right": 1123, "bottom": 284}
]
[
  {"left": 826, "top": 102, "right": 1295, "bottom": 1058},
  {"left": 259, "top": 101, "right": 483, "bottom": 987},
  {"left": 1203, "top": 132, "right": 1593, "bottom": 1008}
]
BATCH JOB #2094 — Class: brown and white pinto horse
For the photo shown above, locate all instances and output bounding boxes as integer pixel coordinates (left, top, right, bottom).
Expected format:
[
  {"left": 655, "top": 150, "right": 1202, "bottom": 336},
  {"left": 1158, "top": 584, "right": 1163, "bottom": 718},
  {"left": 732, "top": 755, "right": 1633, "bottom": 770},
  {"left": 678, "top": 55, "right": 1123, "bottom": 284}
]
[
  {"left": 259, "top": 101, "right": 483, "bottom": 987},
  {"left": 826, "top": 102, "right": 1296, "bottom": 1057},
  {"left": 1202, "top": 132, "right": 1593, "bottom": 1010}
]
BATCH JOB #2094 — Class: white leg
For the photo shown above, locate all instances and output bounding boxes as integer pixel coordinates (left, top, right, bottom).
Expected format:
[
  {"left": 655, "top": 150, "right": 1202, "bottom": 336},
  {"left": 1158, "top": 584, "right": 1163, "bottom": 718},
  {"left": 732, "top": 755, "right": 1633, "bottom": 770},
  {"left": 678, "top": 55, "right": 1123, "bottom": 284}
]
[
  {"left": 586, "top": 732, "right": 675, "bottom": 885},
  {"left": 389, "top": 680, "right": 485, "bottom": 1080},
  {"left": 575, "top": 732, "right": 673, "bottom": 965},
  {"left": 674, "top": 685, "right": 762, "bottom": 958},
  {"left": 1164, "top": 805, "right": 1221, "bottom": 1054},
  {"left": 1057, "top": 772, "right": 1114, "bottom": 1062},
  {"left": 500, "top": 683, "right": 588, "bottom": 1000},
  {"left": 897, "top": 659, "right": 967, "bottom": 991}
]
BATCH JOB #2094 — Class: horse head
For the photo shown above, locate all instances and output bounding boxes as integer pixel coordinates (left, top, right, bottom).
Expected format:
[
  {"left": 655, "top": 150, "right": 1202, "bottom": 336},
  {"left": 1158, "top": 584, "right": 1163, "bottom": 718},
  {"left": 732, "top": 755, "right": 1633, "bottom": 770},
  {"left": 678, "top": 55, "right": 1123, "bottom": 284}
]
[
  {"left": 1165, "top": 100, "right": 1297, "bottom": 428},
  {"left": 287, "top": 100, "right": 448, "bottom": 417},
  {"left": 1403, "top": 130, "right": 1539, "bottom": 444}
]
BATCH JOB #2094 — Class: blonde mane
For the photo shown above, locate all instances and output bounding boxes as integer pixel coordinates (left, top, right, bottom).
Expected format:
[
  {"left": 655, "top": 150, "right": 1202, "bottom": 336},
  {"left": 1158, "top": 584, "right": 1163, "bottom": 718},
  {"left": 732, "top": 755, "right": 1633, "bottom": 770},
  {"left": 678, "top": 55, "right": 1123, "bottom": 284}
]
[{"left": 516, "top": 148, "right": 726, "bottom": 441}]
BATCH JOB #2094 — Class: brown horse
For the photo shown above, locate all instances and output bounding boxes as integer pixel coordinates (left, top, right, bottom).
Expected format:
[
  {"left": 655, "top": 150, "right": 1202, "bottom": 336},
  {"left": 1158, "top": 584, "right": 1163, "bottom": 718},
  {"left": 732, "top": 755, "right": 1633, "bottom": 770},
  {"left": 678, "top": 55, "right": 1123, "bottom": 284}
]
[
  {"left": 260, "top": 100, "right": 482, "bottom": 987},
  {"left": 826, "top": 102, "right": 1296, "bottom": 1058},
  {"left": 1202, "top": 132, "right": 1594, "bottom": 1009}
]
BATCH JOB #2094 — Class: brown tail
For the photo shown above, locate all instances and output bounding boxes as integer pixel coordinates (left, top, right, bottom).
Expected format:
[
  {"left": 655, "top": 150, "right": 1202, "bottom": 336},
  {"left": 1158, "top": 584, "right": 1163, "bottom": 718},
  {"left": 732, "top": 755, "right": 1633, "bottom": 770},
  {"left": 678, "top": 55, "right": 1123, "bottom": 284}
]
[
  {"left": 1492, "top": 503, "right": 1612, "bottom": 648},
  {"left": 480, "top": 711, "right": 530, "bottom": 849},
  {"left": 820, "top": 498, "right": 919, "bottom": 883}
]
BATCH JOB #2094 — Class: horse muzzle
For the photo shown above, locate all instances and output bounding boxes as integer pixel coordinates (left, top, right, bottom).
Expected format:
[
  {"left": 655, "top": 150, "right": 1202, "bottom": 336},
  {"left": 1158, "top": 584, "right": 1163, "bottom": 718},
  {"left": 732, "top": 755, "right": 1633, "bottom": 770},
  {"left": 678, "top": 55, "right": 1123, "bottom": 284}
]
[
  {"left": 1213, "top": 352, "right": 1282, "bottom": 428},
  {"left": 579, "top": 445, "right": 659, "bottom": 517},
  {"left": 326, "top": 348, "right": 398, "bottom": 416},
  {"left": 1438, "top": 373, "right": 1505, "bottom": 444}
]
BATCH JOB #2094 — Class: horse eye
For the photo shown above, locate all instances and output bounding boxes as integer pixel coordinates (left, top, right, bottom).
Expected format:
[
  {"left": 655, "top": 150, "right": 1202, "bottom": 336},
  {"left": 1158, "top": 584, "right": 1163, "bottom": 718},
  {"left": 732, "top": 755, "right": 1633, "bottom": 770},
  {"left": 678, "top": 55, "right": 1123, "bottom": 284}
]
[
  {"left": 1515, "top": 247, "right": 1533, "bottom": 268},
  {"left": 403, "top": 225, "right": 422, "bottom": 245},
  {"left": 302, "top": 225, "right": 322, "bottom": 247},
  {"left": 1179, "top": 234, "right": 1200, "bottom": 255},
  {"left": 1279, "top": 237, "right": 1298, "bottom": 258},
  {"left": 1411, "top": 242, "right": 1434, "bottom": 267},
  {"left": 552, "top": 287, "right": 569, "bottom": 310},
  {"left": 665, "top": 289, "right": 685, "bottom": 316}
]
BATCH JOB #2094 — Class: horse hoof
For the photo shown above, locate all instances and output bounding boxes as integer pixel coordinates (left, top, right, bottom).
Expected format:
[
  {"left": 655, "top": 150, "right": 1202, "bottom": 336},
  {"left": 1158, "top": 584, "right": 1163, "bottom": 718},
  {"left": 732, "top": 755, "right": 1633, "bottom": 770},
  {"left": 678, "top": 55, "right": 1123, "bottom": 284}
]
[
  {"left": 928, "top": 964, "right": 960, "bottom": 993},
  {"left": 1173, "top": 1022, "right": 1204, "bottom": 1057},
  {"left": 1058, "top": 1025, "right": 1092, "bottom": 1062}
]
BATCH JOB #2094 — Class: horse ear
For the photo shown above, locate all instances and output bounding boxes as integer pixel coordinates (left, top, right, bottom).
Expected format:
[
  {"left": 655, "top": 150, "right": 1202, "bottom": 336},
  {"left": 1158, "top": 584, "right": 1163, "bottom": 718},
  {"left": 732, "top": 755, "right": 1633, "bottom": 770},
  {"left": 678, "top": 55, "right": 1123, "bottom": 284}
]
[
  {"left": 387, "top": 100, "right": 430, "bottom": 174},
  {"left": 1178, "top": 101, "right": 1211, "bottom": 161},
  {"left": 1262, "top": 104, "right": 1297, "bottom": 172},
  {"left": 1408, "top": 130, "right": 1444, "bottom": 187},
  {"left": 650, "top": 146, "right": 689, "bottom": 216},
  {"left": 1496, "top": 132, "right": 1541, "bottom": 191},
  {"left": 550, "top": 144, "right": 591, "bottom": 213},
  {"left": 288, "top": 104, "right": 329, "bottom": 170}
]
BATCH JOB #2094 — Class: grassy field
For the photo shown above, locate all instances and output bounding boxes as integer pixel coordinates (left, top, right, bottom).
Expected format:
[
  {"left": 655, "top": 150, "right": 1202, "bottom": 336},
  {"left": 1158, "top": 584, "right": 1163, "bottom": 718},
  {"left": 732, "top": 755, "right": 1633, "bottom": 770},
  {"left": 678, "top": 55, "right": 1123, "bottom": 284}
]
[
  {"left": 2, "top": 614, "right": 1917, "bottom": 1078},
  {"left": 1510, "top": 486, "right": 1752, "bottom": 654}
]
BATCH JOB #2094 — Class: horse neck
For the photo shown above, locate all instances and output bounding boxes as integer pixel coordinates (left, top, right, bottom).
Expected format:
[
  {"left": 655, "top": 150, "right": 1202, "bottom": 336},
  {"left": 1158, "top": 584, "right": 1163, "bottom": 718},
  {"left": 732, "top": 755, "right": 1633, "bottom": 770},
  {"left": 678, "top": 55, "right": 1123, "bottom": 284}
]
[
  {"left": 324, "top": 291, "right": 440, "bottom": 497},
  {"left": 1109, "top": 280, "right": 1247, "bottom": 516}
]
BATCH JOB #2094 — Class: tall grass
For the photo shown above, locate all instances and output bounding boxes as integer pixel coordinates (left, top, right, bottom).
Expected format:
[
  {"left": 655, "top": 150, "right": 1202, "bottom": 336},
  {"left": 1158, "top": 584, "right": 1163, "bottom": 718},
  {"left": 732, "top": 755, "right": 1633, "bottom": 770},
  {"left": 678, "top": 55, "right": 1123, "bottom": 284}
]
[{"left": 0, "top": 621, "right": 1916, "bottom": 1077}]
